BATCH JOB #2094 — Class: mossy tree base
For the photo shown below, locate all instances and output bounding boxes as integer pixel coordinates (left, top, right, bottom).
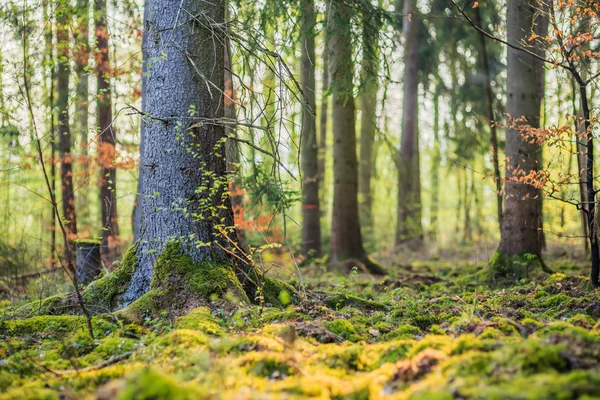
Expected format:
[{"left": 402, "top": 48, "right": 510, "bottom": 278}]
[{"left": 487, "top": 251, "right": 553, "bottom": 286}]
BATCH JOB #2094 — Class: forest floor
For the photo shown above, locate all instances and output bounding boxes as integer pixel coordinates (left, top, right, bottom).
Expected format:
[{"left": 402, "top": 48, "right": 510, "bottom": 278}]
[{"left": 2, "top": 251, "right": 600, "bottom": 399}]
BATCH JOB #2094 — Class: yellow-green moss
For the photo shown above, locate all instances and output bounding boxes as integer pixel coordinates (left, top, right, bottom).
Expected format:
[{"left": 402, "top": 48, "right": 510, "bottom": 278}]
[
  {"left": 0, "top": 315, "right": 115, "bottom": 338},
  {"left": 324, "top": 294, "right": 387, "bottom": 312},
  {"left": 327, "top": 319, "right": 363, "bottom": 342},
  {"left": 488, "top": 252, "right": 551, "bottom": 286},
  {"left": 175, "top": 307, "right": 223, "bottom": 335},
  {"left": 261, "top": 276, "right": 299, "bottom": 307},
  {"left": 116, "top": 367, "right": 199, "bottom": 399},
  {"left": 115, "top": 290, "right": 163, "bottom": 324}
]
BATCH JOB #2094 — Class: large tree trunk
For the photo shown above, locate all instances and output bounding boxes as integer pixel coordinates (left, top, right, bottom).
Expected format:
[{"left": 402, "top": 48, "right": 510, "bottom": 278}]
[
  {"left": 300, "top": 0, "right": 322, "bottom": 257},
  {"left": 96, "top": 0, "right": 120, "bottom": 265},
  {"left": 396, "top": 0, "right": 423, "bottom": 250},
  {"left": 358, "top": 11, "right": 380, "bottom": 243},
  {"left": 75, "top": 0, "right": 90, "bottom": 229},
  {"left": 122, "top": 0, "right": 240, "bottom": 302},
  {"left": 57, "top": 5, "right": 78, "bottom": 260},
  {"left": 492, "top": 0, "right": 548, "bottom": 279},
  {"left": 328, "top": 0, "right": 384, "bottom": 275}
]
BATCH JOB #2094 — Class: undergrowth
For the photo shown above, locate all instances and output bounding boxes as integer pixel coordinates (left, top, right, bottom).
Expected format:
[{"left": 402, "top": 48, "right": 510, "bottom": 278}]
[{"left": 1, "top": 258, "right": 600, "bottom": 399}]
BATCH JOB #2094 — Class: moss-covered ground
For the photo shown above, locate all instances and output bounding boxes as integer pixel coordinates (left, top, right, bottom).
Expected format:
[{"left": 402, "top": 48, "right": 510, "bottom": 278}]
[{"left": 2, "top": 255, "right": 600, "bottom": 399}]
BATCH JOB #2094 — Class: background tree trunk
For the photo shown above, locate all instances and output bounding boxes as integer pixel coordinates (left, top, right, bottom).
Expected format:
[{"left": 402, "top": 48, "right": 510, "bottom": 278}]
[
  {"left": 122, "top": 0, "right": 237, "bottom": 302},
  {"left": 96, "top": 0, "right": 120, "bottom": 265},
  {"left": 494, "top": 0, "right": 549, "bottom": 275},
  {"left": 300, "top": 0, "right": 322, "bottom": 257},
  {"left": 328, "top": 0, "right": 384, "bottom": 274},
  {"left": 396, "top": 0, "right": 423, "bottom": 250},
  {"left": 57, "top": 4, "right": 78, "bottom": 260},
  {"left": 75, "top": 0, "right": 90, "bottom": 230},
  {"left": 358, "top": 11, "right": 380, "bottom": 244},
  {"left": 318, "top": 5, "right": 329, "bottom": 230}
]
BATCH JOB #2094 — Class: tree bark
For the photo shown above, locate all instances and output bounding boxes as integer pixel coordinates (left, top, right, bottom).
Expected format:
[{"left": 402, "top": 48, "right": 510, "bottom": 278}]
[
  {"left": 358, "top": 11, "right": 380, "bottom": 242},
  {"left": 122, "top": 0, "right": 239, "bottom": 302},
  {"left": 96, "top": 0, "right": 120, "bottom": 265},
  {"left": 430, "top": 90, "right": 441, "bottom": 242},
  {"left": 75, "top": 0, "right": 90, "bottom": 229},
  {"left": 328, "top": 0, "right": 384, "bottom": 274},
  {"left": 495, "top": 0, "right": 548, "bottom": 273},
  {"left": 318, "top": 5, "right": 329, "bottom": 225},
  {"left": 396, "top": 0, "right": 423, "bottom": 250},
  {"left": 473, "top": 5, "right": 503, "bottom": 230},
  {"left": 300, "top": 0, "right": 322, "bottom": 257},
  {"left": 57, "top": 4, "right": 78, "bottom": 260}
]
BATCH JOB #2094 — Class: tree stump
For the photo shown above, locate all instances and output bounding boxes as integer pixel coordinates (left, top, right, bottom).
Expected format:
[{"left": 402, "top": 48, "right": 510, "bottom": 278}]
[{"left": 76, "top": 240, "right": 102, "bottom": 285}]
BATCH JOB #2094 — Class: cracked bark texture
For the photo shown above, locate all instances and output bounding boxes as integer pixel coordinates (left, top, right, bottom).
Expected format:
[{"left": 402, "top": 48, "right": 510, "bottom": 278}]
[{"left": 122, "top": 0, "right": 233, "bottom": 303}]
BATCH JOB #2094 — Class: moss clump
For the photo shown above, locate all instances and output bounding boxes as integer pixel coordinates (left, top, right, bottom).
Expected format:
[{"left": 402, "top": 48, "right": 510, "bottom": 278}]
[
  {"left": 324, "top": 294, "right": 387, "bottom": 312},
  {"left": 116, "top": 367, "right": 198, "bottom": 399},
  {"left": 82, "top": 245, "right": 137, "bottom": 311},
  {"left": 175, "top": 307, "right": 223, "bottom": 335},
  {"left": 151, "top": 242, "right": 248, "bottom": 303},
  {"left": 261, "top": 276, "right": 300, "bottom": 307},
  {"left": 0, "top": 315, "right": 115, "bottom": 338},
  {"left": 12, "top": 294, "right": 70, "bottom": 318},
  {"left": 115, "top": 290, "right": 163, "bottom": 324},
  {"left": 488, "top": 252, "right": 551, "bottom": 286},
  {"left": 242, "top": 353, "right": 294, "bottom": 378},
  {"left": 327, "top": 319, "right": 363, "bottom": 341}
]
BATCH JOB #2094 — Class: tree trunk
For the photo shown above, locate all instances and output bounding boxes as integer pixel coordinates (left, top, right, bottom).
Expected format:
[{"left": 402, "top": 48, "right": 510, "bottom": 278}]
[
  {"left": 493, "top": 0, "right": 548, "bottom": 279},
  {"left": 474, "top": 5, "right": 503, "bottom": 230},
  {"left": 122, "top": 0, "right": 242, "bottom": 302},
  {"left": 328, "top": 0, "right": 384, "bottom": 275},
  {"left": 300, "top": 0, "right": 322, "bottom": 257},
  {"left": 96, "top": 0, "right": 120, "bottom": 265},
  {"left": 430, "top": 90, "right": 441, "bottom": 242},
  {"left": 318, "top": 5, "right": 329, "bottom": 225},
  {"left": 224, "top": 4, "right": 246, "bottom": 250},
  {"left": 358, "top": 11, "right": 380, "bottom": 243},
  {"left": 571, "top": 77, "right": 589, "bottom": 255},
  {"left": 396, "top": 0, "right": 423, "bottom": 250},
  {"left": 75, "top": 0, "right": 90, "bottom": 229},
  {"left": 57, "top": 4, "right": 78, "bottom": 260}
]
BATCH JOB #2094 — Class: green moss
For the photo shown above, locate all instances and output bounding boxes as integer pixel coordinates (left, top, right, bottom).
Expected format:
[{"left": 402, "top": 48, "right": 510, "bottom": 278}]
[
  {"left": 116, "top": 367, "right": 198, "bottom": 399},
  {"left": 115, "top": 290, "right": 163, "bottom": 324},
  {"left": 151, "top": 242, "right": 248, "bottom": 303},
  {"left": 261, "top": 276, "right": 300, "bottom": 307},
  {"left": 324, "top": 294, "right": 388, "bottom": 312},
  {"left": 327, "top": 319, "right": 363, "bottom": 342},
  {"left": 0, "top": 315, "right": 115, "bottom": 338},
  {"left": 74, "top": 238, "right": 102, "bottom": 246},
  {"left": 12, "top": 294, "right": 69, "bottom": 318},
  {"left": 175, "top": 307, "right": 223, "bottom": 335},
  {"left": 488, "top": 252, "right": 550, "bottom": 286},
  {"left": 82, "top": 245, "right": 137, "bottom": 311},
  {"left": 242, "top": 353, "right": 294, "bottom": 378}
]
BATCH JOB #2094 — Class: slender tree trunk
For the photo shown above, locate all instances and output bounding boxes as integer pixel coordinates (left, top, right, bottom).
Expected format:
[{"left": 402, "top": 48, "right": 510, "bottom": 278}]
[
  {"left": 328, "top": 0, "right": 384, "bottom": 274},
  {"left": 474, "top": 5, "right": 502, "bottom": 229},
  {"left": 430, "top": 91, "right": 441, "bottom": 242},
  {"left": 463, "top": 168, "right": 471, "bottom": 243},
  {"left": 123, "top": 0, "right": 242, "bottom": 302},
  {"left": 318, "top": 5, "right": 329, "bottom": 225},
  {"left": 96, "top": 0, "right": 120, "bottom": 265},
  {"left": 43, "top": 0, "right": 57, "bottom": 266},
  {"left": 57, "top": 4, "right": 78, "bottom": 260},
  {"left": 299, "top": 0, "right": 322, "bottom": 257},
  {"left": 571, "top": 77, "right": 590, "bottom": 255},
  {"left": 75, "top": 0, "right": 90, "bottom": 229},
  {"left": 396, "top": 0, "right": 423, "bottom": 250},
  {"left": 358, "top": 11, "right": 380, "bottom": 243},
  {"left": 494, "top": 0, "right": 548, "bottom": 276},
  {"left": 224, "top": 4, "right": 246, "bottom": 250}
]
